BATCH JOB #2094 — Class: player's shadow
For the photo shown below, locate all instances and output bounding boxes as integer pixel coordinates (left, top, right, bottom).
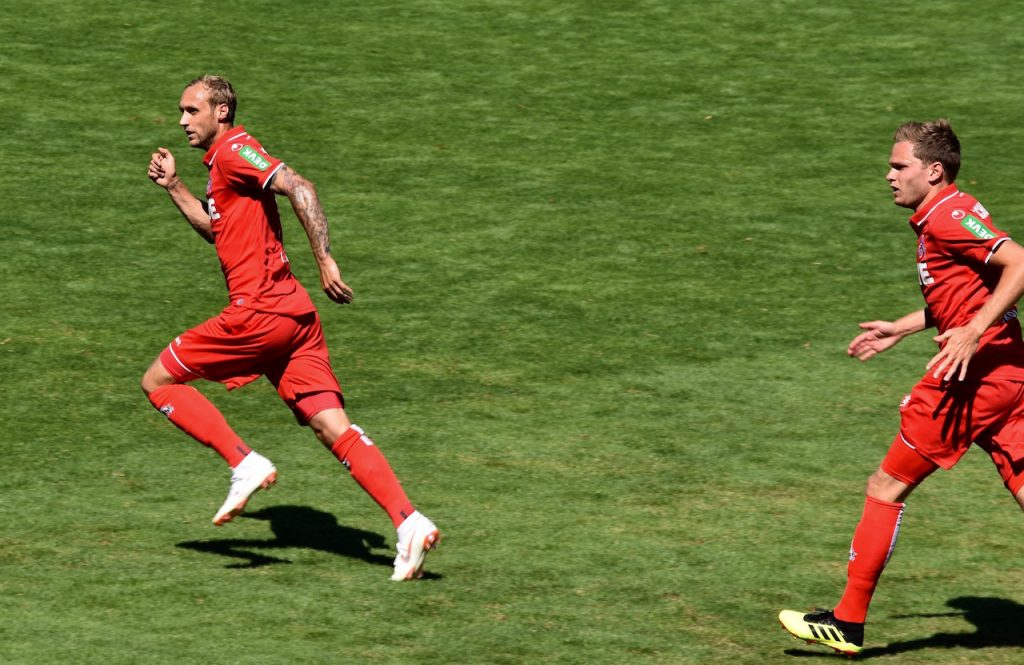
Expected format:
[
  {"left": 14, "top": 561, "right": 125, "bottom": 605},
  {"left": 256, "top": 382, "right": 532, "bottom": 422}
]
[
  {"left": 860, "top": 596, "right": 1024, "bottom": 658},
  {"left": 785, "top": 596, "right": 1024, "bottom": 658},
  {"left": 176, "top": 505, "right": 393, "bottom": 570}
]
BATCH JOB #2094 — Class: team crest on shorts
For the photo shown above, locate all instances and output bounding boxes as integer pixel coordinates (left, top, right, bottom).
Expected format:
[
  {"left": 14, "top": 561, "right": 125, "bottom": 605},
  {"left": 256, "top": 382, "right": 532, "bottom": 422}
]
[{"left": 160, "top": 404, "right": 175, "bottom": 417}]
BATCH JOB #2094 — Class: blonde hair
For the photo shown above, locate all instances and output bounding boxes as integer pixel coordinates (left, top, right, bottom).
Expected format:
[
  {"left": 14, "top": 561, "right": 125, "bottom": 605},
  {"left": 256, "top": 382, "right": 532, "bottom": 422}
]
[
  {"left": 893, "top": 119, "right": 961, "bottom": 182},
  {"left": 185, "top": 75, "right": 237, "bottom": 123}
]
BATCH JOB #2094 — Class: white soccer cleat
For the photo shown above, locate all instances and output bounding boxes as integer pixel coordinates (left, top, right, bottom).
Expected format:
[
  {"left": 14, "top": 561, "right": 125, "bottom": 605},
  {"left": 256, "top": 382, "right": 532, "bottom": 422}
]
[
  {"left": 391, "top": 511, "right": 440, "bottom": 581},
  {"left": 212, "top": 451, "right": 277, "bottom": 526}
]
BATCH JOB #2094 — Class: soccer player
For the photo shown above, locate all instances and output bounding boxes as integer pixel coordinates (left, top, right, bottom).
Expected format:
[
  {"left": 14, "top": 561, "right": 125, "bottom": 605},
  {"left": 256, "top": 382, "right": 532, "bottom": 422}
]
[
  {"left": 143, "top": 75, "right": 439, "bottom": 581},
  {"left": 779, "top": 120, "right": 1024, "bottom": 654}
]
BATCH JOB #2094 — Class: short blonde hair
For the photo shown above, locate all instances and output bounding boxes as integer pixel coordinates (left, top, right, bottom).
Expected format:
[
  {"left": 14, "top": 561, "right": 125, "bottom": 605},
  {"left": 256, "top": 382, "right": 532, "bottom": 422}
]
[
  {"left": 185, "top": 75, "right": 237, "bottom": 123},
  {"left": 893, "top": 119, "right": 961, "bottom": 182}
]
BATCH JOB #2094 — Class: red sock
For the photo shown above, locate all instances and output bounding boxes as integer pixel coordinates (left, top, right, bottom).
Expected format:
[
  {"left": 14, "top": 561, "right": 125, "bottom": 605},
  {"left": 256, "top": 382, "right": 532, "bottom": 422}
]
[
  {"left": 148, "top": 384, "right": 251, "bottom": 467},
  {"left": 834, "top": 496, "right": 905, "bottom": 623},
  {"left": 329, "top": 425, "right": 415, "bottom": 528}
]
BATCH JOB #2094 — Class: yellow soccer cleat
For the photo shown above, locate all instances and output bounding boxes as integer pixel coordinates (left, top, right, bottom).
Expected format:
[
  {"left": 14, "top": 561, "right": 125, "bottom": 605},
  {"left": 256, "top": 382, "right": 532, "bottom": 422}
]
[{"left": 779, "top": 608, "right": 864, "bottom": 656}]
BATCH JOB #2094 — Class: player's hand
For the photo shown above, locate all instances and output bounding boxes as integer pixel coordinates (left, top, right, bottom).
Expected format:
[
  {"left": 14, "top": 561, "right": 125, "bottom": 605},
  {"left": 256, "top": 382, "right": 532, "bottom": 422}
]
[
  {"left": 927, "top": 326, "right": 981, "bottom": 382},
  {"left": 848, "top": 320, "right": 903, "bottom": 361},
  {"left": 318, "top": 256, "right": 354, "bottom": 304},
  {"left": 148, "top": 147, "right": 178, "bottom": 188}
]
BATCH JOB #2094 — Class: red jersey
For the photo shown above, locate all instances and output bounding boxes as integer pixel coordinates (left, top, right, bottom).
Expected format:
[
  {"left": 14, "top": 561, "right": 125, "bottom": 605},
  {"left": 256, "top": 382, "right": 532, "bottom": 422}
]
[
  {"left": 203, "top": 126, "right": 316, "bottom": 317},
  {"left": 910, "top": 183, "right": 1024, "bottom": 380}
]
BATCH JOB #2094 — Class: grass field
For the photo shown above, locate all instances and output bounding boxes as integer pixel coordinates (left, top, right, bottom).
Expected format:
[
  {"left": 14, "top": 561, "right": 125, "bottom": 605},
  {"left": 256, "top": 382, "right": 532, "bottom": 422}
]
[{"left": 3, "top": 1, "right": 1024, "bottom": 663}]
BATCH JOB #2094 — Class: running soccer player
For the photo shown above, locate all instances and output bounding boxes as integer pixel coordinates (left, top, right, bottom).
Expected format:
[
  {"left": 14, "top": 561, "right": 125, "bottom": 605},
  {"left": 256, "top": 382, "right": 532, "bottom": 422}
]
[
  {"left": 779, "top": 120, "right": 1024, "bottom": 654},
  {"left": 144, "top": 75, "right": 438, "bottom": 581}
]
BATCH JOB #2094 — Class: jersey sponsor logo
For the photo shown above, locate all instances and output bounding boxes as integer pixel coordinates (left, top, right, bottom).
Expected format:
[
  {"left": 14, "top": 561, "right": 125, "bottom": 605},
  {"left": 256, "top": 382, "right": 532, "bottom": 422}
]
[
  {"left": 917, "top": 262, "right": 934, "bottom": 286},
  {"left": 208, "top": 196, "right": 221, "bottom": 221},
  {"left": 961, "top": 214, "right": 996, "bottom": 240},
  {"left": 972, "top": 202, "right": 990, "bottom": 219},
  {"left": 231, "top": 143, "right": 243, "bottom": 152},
  {"left": 951, "top": 209, "right": 966, "bottom": 220},
  {"left": 240, "top": 144, "right": 271, "bottom": 171}
]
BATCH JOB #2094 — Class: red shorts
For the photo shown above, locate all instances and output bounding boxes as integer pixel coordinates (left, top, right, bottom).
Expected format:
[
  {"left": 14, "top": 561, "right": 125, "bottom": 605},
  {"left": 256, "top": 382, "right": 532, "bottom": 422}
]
[
  {"left": 892, "top": 373, "right": 1024, "bottom": 495},
  {"left": 160, "top": 305, "right": 343, "bottom": 424}
]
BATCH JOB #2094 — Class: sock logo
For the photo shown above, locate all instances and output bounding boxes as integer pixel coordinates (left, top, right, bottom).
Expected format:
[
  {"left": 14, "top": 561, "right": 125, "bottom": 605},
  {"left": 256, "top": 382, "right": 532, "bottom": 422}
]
[
  {"left": 351, "top": 424, "right": 376, "bottom": 447},
  {"left": 159, "top": 404, "right": 175, "bottom": 417}
]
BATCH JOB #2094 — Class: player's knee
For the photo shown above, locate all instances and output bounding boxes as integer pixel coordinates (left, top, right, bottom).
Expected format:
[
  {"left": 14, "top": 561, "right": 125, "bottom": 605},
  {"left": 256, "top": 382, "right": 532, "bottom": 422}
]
[
  {"left": 1014, "top": 486, "right": 1024, "bottom": 513},
  {"left": 865, "top": 467, "right": 895, "bottom": 497},
  {"left": 309, "top": 421, "right": 332, "bottom": 446},
  {"left": 309, "top": 418, "right": 341, "bottom": 446},
  {"left": 865, "top": 467, "right": 913, "bottom": 502},
  {"left": 306, "top": 407, "right": 351, "bottom": 446},
  {"left": 140, "top": 359, "right": 174, "bottom": 396}
]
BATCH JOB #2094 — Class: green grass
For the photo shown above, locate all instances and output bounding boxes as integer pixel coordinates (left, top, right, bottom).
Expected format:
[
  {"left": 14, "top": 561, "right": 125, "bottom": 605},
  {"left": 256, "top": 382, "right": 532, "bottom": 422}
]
[{"left": 3, "top": 0, "right": 1024, "bottom": 663}]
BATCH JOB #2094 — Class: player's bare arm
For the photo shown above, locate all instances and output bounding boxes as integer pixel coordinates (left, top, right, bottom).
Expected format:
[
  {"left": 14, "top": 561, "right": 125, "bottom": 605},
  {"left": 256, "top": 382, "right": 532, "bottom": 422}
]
[
  {"left": 848, "top": 309, "right": 928, "bottom": 362},
  {"left": 148, "top": 147, "right": 214, "bottom": 243},
  {"left": 928, "top": 239, "right": 1024, "bottom": 381},
  {"left": 269, "top": 165, "right": 354, "bottom": 304}
]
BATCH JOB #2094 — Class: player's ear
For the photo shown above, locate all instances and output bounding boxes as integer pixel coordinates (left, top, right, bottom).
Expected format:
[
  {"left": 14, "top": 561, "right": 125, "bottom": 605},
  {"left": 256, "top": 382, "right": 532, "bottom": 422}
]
[
  {"left": 216, "top": 103, "right": 229, "bottom": 122},
  {"left": 928, "top": 161, "right": 946, "bottom": 185}
]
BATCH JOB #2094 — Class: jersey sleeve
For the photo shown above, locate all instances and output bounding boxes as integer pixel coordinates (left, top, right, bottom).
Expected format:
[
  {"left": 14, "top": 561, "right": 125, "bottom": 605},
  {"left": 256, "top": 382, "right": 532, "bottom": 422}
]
[
  {"left": 931, "top": 208, "right": 1009, "bottom": 265},
  {"left": 219, "top": 142, "right": 284, "bottom": 192}
]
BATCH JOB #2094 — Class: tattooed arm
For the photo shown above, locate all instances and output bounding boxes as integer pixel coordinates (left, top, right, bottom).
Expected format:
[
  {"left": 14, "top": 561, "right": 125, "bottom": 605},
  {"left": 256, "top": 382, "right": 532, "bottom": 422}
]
[{"left": 269, "top": 165, "right": 354, "bottom": 304}]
